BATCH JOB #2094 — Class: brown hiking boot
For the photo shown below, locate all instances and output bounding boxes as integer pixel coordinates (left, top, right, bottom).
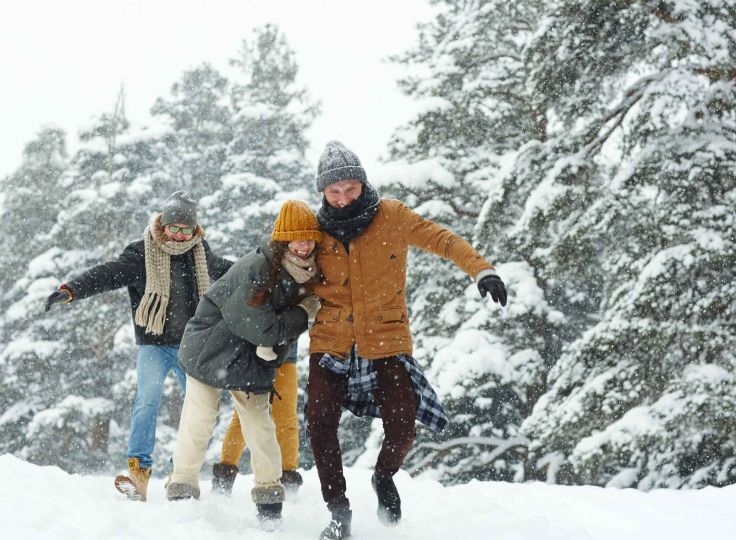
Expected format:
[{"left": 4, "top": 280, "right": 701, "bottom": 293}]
[{"left": 114, "top": 458, "right": 152, "bottom": 502}]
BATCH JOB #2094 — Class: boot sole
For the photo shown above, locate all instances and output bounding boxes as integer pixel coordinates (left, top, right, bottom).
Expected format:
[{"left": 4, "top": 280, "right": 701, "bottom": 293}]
[{"left": 114, "top": 475, "right": 146, "bottom": 502}]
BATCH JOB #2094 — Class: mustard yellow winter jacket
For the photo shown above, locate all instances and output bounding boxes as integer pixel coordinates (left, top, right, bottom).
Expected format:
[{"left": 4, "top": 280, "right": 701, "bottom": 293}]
[{"left": 309, "top": 198, "right": 494, "bottom": 360}]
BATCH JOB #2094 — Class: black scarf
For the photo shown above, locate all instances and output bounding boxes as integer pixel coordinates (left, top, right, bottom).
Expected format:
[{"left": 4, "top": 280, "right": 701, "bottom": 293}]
[{"left": 317, "top": 183, "right": 381, "bottom": 251}]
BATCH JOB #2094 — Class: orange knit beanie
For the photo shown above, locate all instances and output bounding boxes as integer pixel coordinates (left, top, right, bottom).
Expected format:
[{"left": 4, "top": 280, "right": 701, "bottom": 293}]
[{"left": 272, "top": 200, "right": 323, "bottom": 242}]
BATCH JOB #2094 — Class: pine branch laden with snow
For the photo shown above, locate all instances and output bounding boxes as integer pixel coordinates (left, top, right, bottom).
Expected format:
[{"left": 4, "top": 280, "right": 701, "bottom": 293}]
[{"left": 405, "top": 435, "right": 531, "bottom": 480}]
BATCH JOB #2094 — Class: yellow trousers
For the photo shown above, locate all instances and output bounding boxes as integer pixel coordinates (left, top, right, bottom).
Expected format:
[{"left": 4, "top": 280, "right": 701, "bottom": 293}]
[{"left": 220, "top": 362, "right": 299, "bottom": 471}]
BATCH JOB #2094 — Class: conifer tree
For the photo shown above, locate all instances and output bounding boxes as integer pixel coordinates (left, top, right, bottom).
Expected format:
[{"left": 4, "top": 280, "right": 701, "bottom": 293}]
[
  {"left": 386, "top": 0, "right": 736, "bottom": 488},
  {"left": 150, "top": 63, "right": 233, "bottom": 200},
  {"left": 384, "top": 0, "right": 555, "bottom": 483},
  {"left": 0, "top": 92, "right": 164, "bottom": 471},
  {"left": 520, "top": 0, "right": 736, "bottom": 487},
  {"left": 201, "top": 24, "right": 320, "bottom": 259},
  {"left": 0, "top": 127, "right": 69, "bottom": 297}
]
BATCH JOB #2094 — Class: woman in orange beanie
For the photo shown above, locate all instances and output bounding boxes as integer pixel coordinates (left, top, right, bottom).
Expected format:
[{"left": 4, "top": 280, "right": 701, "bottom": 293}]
[
  {"left": 167, "top": 200, "right": 322, "bottom": 528},
  {"left": 212, "top": 200, "right": 322, "bottom": 496}
]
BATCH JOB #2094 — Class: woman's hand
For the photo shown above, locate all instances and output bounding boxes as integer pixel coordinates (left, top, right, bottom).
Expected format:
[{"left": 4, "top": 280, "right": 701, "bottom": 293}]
[{"left": 256, "top": 345, "right": 278, "bottom": 361}]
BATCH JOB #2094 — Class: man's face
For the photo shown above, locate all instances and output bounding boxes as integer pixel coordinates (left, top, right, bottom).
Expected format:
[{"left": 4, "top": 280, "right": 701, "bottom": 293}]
[
  {"left": 323, "top": 179, "right": 363, "bottom": 208},
  {"left": 164, "top": 223, "right": 195, "bottom": 242}
]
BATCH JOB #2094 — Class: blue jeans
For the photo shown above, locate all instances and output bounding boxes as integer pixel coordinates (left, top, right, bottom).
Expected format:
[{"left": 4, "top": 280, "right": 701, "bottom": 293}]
[{"left": 127, "top": 345, "right": 186, "bottom": 469}]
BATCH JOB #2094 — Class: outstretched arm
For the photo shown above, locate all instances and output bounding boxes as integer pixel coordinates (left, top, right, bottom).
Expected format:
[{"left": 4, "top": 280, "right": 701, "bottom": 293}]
[
  {"left": 47, "top": 242, "right": 144, "bottom": 307},
  {"left": 399, "top": 202, "right": 507, "bottom": 305}
]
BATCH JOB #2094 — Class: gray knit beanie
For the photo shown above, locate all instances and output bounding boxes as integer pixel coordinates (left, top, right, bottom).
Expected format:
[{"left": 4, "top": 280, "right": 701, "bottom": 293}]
[
  {"left": 316, "top": 140, "right": 368, "bottom": 192},
  {"left": 161, "top": 190, "right": 198, "bottom": 227}
]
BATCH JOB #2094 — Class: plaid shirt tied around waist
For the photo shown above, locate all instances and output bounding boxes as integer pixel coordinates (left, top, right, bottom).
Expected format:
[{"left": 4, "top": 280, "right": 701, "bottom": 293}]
[{"left": 318, "top": 351, "right": 448, "bottom": 434}]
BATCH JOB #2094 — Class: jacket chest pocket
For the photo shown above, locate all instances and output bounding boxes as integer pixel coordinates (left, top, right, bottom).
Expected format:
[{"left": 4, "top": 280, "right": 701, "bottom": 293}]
[{"left": 309, "top": 306, "right": 342, "bottom": 347}]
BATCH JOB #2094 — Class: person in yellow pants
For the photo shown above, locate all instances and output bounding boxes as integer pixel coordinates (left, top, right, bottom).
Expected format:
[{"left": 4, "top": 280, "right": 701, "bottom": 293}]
[{"left": 212, "top": 345, "right": 303, "bottom": 495}]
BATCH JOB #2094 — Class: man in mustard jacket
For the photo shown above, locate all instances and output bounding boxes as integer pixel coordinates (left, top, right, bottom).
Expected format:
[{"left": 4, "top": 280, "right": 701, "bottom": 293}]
[{"left": 307, "top": 141, "right": 507, "bottom": 539}]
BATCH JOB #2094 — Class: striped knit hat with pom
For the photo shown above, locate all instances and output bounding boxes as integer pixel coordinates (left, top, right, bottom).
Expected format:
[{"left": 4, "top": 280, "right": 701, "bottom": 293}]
[{"left": 272, "top": 200, "right": 323, "bottom": 242}]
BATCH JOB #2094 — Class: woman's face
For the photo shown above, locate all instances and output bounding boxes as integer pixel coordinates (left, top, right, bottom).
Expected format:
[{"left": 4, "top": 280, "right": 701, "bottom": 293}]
[{"left": 288, "top": 239, "right": 316, "bottom": 259}]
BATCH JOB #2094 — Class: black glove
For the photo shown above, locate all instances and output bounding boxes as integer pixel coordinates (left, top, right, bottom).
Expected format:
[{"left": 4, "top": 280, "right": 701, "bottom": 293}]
[
  {"left": 478, "top": 274, "right": 507, "bottom": 306},
  {"left": 45, "top": 289, "right": 72, "bottom": 311}
]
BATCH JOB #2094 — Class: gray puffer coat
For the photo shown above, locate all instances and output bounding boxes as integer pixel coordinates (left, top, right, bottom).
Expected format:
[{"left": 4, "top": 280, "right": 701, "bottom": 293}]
[{"left": 178, "top": 239, "right": 308, "bottom": 393}]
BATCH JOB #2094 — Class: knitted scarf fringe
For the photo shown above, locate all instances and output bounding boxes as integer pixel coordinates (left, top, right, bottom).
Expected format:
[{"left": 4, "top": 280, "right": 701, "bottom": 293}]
[{"left": 135, "top": 291, "right": 168, "bottom": 335}]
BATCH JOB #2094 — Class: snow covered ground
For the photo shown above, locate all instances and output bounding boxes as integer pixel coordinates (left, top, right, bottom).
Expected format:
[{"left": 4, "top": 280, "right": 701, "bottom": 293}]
[{"left": 2, "top": 453, "right": 734, "bottom": 539}]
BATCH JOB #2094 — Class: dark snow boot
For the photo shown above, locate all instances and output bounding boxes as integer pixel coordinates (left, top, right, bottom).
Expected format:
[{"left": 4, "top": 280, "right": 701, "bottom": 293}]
[
  {"left": 371, "top": 473, "right": 401, "bottom": 526},
  {"left": 252, "top": 484, "right": 285, "bottom": 531},
  {"left": 257, "top": 503, "right": 283, "bottom": 531},
  {"left": 211, "top": 462, "right": 239, "bottom": 495},
  {"left": 281, "top": 469, "right": 304, "bottom": 494},
  {"left": 319, "top": 504, "right": 352, "bottom": 540}
]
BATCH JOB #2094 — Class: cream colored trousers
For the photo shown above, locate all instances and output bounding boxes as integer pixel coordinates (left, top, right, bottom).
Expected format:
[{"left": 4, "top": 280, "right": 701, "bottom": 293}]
[
  {"left": 220, "top": 362, "right": 299, "bottom": 470},
  {"left": 171, "top": 375, "right": 282, "bottom": 488}
]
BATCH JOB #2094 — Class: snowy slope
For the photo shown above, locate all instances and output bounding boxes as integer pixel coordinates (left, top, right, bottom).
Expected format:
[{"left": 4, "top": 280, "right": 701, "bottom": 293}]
[{"left": 2, "top": 454, "right": 735, "bottom": 539}]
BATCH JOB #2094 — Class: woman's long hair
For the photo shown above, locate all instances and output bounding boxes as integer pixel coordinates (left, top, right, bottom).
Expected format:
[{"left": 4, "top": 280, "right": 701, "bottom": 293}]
[{"left": 248, "top": 241, "right": 321, "bottom": 306}]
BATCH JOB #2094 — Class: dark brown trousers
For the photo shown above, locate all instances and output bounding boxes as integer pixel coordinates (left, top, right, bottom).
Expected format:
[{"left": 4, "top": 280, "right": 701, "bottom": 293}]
[{"left": 306, "top": 353, "right": 417, "bottom": 509}]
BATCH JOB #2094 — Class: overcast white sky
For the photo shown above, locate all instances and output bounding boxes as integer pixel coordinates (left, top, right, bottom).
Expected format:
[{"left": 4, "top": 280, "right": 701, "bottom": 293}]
[{"left": 0, "top": 0, "right": 437, "bottom": 179}]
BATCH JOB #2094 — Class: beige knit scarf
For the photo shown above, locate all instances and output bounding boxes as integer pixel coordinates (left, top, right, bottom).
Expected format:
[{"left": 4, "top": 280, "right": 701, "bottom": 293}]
[
  {"left": 134, "top": 214, "right": 209, "bottom": 335},
  {"left": 282, "top": 251, "right": 317, "bottom": 284}
]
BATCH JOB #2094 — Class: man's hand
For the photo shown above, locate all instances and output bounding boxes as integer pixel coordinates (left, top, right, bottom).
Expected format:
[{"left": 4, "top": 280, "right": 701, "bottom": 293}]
[
  {"left": 45, "top": 289, "right": 72, "bottom": 311},
  {"left": 297, "top": 295, "right": 321, "bottom": 320},
  {"left": 477, "top": 274, "right": 507, "bottom": 306}
]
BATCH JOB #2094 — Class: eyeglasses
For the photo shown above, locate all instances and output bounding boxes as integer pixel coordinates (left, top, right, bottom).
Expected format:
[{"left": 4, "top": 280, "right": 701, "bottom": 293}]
[{"left": 167, "top": 225, "right": 194, "bottom": 235}]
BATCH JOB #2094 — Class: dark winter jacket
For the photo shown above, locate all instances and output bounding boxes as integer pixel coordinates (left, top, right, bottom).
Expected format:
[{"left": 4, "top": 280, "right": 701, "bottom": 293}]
[
  {"left": 178, "top": 239, "right": 309, "bottom": 393},
  {"left": 63, "top": 239, "right": 233, "bottom": 345}
]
